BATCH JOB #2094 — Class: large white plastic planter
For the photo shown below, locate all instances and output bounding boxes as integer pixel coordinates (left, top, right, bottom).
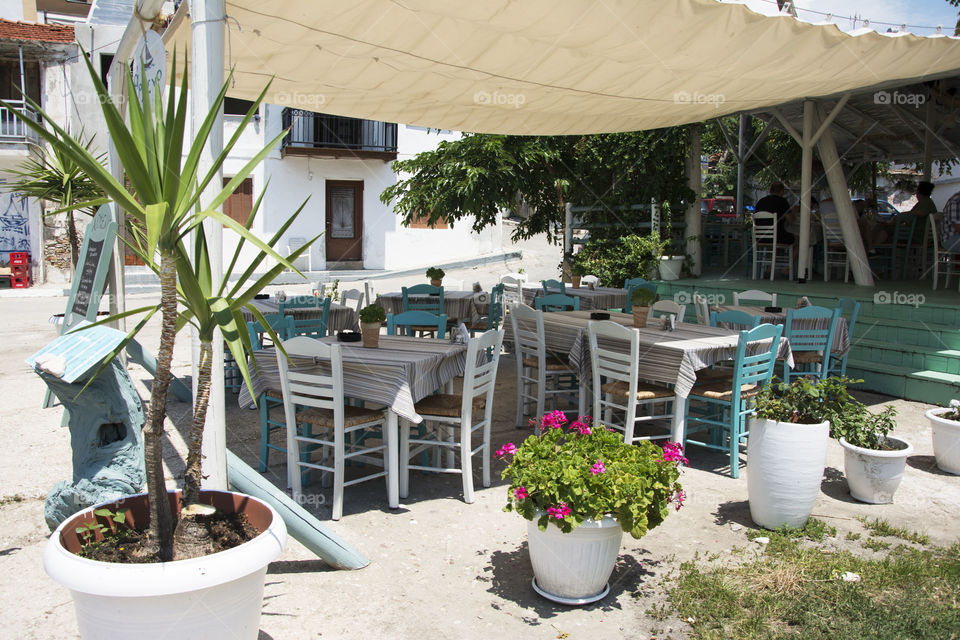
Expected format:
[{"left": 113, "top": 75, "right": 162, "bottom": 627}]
[
  {"left": 526, "top": 515, "right": 622, "bottom": 605},
  {"left": 44, "top": 490, "right": 286, "bottom": 640},
  {"left": 840, "top": 436, "right": 913, "bottom": 504},
  {"left": 659, "top": 256, "right": 684, "bottom": 281},
  {"left": 926, "top": 408, "right": 960, "bottom": 475},
  {"left": 747, "top": 418, "right": 830, "bottom": 529}
]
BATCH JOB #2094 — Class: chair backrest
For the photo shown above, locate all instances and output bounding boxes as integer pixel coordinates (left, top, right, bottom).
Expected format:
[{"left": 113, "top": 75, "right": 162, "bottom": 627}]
[
  {"left": 509, "top": 303, "right": 544, "bottom": 366},
  {"left": 387, "top": 310, "right": 447, "bottom": 338},
  {"left": 836, "top": 297, "right": 860, "bottom": 337},
  {"left": 732, "top": 322, "right": 783, "bottom": 393},
  {"left": 487, "top": 283, "right": 505, "bottom": 329},
  {"left": 500, "top": 272, "right": 528, "bottom": 285},
  {"left": 541, "top": 279, "right": 566, "bottom": 295},
  {"left": 733, "top": 289, "right": 776, "bottom": 306},
  {"left": 402, "top": 284, "right": 444, "bottom": 314},
  {"left": 587, "top": 320, "right": 640, "bottom": 437},
  {"left": 784, "top": 305, "right": 840, "bottom": 354},
  {"left": 280, "top": 296, "right": 332, "bottom": 338},
  {"left": 580, "top": 275, "right": 600, "bottom": 287},
  {"left": 752, "top": 211, "right": 778, "bottom": 243},
  {"left": 710, "top": 309, "right": 760, "bottom": 330},
  {"left": 535, "top": 292, "right": 579, "bottom": 312},
  {"left": 693, "top": 293, "right": 710, "bottom": 326},
  {"left": 340, "top": 288, "right": 365, "bottom": 313},
  {"left": 312, "top": 282, "right": 326, "bottom": 297},
  {"left": 363, "top": 281, "right": 376, "bottom": 308},
  {"left": 891, "top": 212, "right": 917, "bottom": 245},
  {"left": 460, "top": 329, "right": 504, "bottom": 417},
  {"left": 247, "top": 314, "right": 296, "bottom": 350},
  {"left": 648, "top": 299, "right": 685, "bottom": 324},
  {"left": 623, "top": 278, "right": 658, "bottom": 312},
  {"left": 499, "top": 275, "right": 524, "bottom": 305},
  {"left": 819, "top": 208, "right": 845, "bottom": 246},
  {"left": 275, "top": 336, "right": 344, "bottom": 431}
]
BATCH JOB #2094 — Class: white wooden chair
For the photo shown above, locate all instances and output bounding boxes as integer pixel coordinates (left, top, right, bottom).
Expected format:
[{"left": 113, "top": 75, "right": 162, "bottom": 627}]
[
  {"left": 928, "top": 215, "right": 960, "bottom": 291},
  {"left": 340, "top": 288, "right": 365, "bottom": 313},
  {"left": 500, "top": 274, "right": 526, "bottom": 305},
  {"left": 363, "top": 280, "right": 376, "bottom": 308},
  {"left": 751, "top": 212, "right": 792, "bottom": 281},
  {"left": 693, "top": 293, "right": 710, "bottom": 325},
  {"left": 588, "top": 320, "right": 673, "bottom": 442},
  {"left": 733, "top": 289, "right": 777, "bottom": 306},
  {"left": 510, "top": 303, "right": 578, "bottom": 427},
  {"left": 820, "top": 208, "right": 850, "bottom": 282},
  {"left": 400, "top": 329, "right": 504, "bottom": 503},
  {"left": 276, "top": 336, "right": 388, "bottom": 520},
  {"left": 646, "top": 299, "right": 685, "bottom": 326}
]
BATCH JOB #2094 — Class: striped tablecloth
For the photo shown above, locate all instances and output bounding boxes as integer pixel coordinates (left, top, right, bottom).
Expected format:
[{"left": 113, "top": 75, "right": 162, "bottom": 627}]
[
  {"left": 713, "top": 305, "right": 850, "bottom": 355},
  {"left": 376, "top": 290, "right": 480, "bottom": 322},
  {"left": 237, "top": 335, "right": 467, "bottom": 423},
  {"left": 244, "top": 299, "right": 359, "bottom": 333},
  {"left": 517, "top": 285, "right": 628, "bottom": 311}
]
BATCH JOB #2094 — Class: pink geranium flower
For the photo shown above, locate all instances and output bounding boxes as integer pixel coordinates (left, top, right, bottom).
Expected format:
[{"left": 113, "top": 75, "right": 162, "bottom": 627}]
[
  {"left": 495, "top": 442, "right": 517, "bottom": 458},
  {"left": 514, "top": 486, "right": 528, "bottom": 500},
  {"left": 590, "top": 459, "right": 606, "bottom": 475},
  {"left": 570, "top": 419, "right": 592, "bottom": 435},
  {"left": 541, "top": 410, "right": 568, "bottom": 430},
  {"left": 661, "top": 441, "right": 689, "bottom": 465},
  {"left": 547, "top": 502, "right": 571, "bottom": 520},
  {"left": 673, "top": 489, "right": 686, "bottom": 511}
]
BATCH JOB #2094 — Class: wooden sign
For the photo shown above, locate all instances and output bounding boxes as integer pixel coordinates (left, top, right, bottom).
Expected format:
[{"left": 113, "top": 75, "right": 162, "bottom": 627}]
[{"left": 63, "top": 205, "right": 117, "bottom": 332}]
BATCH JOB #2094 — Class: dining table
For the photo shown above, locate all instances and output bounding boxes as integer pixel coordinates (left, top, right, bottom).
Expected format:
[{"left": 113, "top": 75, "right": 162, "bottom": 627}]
[
  {"left": 503, "top": 310, "right": 793, "bottom": 444},
  {"left": 375, "top": 290, "right": 482, "bottom": 323},
  {"left": 712, "top": 304, "right": 850, "bottom": 355},
  {"left": 243, "top": 297, "right": 359, "bottom": 333},
  {"left": 505, "top": 283, "right": 629, "bottom": 311},
  {"left": 238, "top": 335, "right": 468, "bottom": 509}
]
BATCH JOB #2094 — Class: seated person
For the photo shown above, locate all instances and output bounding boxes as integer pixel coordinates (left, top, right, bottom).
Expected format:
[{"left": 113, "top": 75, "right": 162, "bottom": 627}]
[{"left": 754, "top": 182, "right": 794, "bottom": 245}]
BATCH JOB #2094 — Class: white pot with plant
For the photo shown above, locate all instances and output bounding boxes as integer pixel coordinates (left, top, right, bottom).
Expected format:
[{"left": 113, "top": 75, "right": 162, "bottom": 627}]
[
  {"left": 498, "top": 411, "right": 686, "bottom": 605},
  {"left": 747, "top": 377, "right": 836, "bottom": 529},
  {"left": 925, "top": 401, "right": 960, "bottom": 475},
  {"left": 659, "top": 255, "right": 684, "bottom": 280},
  {"left": 10, "top": 52, "right": 316, "bottom": 638},
  {"left": 426, "top": 266, "right": 445, "bottom": 287},
  {"left": 832, "top": 396, "right": 910, "bottom": 504},
  {"left": 358, "top": 304, "right": 386, "bottom": 348}
]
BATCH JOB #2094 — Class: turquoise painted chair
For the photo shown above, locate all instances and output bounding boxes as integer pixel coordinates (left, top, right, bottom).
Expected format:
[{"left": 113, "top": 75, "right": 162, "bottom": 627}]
[
  {"left": 782, "top": 305, "right": 841, "bottom": 384},
  {"left": 535, "top": 293, "right": 579, "bottom": 312},
  {"left": 246, "top": 315, "right": 298, "bottom": 477},
  {"left": 466, "top": 283, "right": 504, "bottom": 332},
  {"left": 541, "top": 279, "right": 566, "bottom": 295},
  {"left": 387, "top": 310, "right": 447, "bottom": 339},
  {"left": 623, "top": 278, "right": 658, "bottom": 312},
  {"left": 826, "top": 298, "right": 859, "bottom": 378},
  {"left": 279, "top": 295, "right": 331, "bottom": 338},
  {"left": 684, "top": 322, "right": 783, "bottom": 478},
  {"left": 710, "top": 309, "right": 761, "bottom": 330},
  {"left": 402, "top": 284, "right": 444, "bottom": 314}
]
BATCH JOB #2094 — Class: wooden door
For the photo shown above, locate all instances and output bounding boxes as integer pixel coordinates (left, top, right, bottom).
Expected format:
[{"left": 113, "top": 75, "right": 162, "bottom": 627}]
[{"left": 326, "top": 180, "right": 363, "bottom": 262}]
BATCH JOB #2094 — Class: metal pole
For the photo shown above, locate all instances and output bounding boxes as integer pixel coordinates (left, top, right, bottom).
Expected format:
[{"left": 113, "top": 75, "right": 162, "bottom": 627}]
[
  {"left": 190, "top": 0, "right": 227, "bottom": 490},
  {"left": 736, "top": 113, "right": 745, "bottom": 221},
  {"left": 685, "top": 125, "right": 702, "bottom": 275},
  {"left": 798, "top": 100, "right": 814, "bottom": 281}
]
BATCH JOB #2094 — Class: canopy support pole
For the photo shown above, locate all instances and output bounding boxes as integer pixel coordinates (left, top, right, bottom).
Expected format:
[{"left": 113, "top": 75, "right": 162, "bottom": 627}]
[
  {"left": 797, "top": 100, "right": 814, "bottom": 281},
  {"left": 922, "top": 93, "right": 934, "bottom": 182},
  {"left": 815, "top": 105, "right": 874, "bottom": 286},
  {"left": 684, "top": 124, "right": 702, "bottom": 275},
  {"left": 191, "top": 0, "right": 227, "bottom": 490},
  {"left": 735, "top": 114, "right": 745, "bottom": 222}
]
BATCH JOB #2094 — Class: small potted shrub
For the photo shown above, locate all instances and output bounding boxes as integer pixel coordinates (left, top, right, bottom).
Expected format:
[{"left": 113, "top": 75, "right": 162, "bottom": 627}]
[
  {"left": 832, "top": 393, "right": 909, "bottom": 504},
  {"left": 569, "top": 251, "right": 589, "bottom": 289},
  {"left": 925, "top": 400, "right": 960, "bottom": 475},
  {"left": 358, "top": 304, "right": 386, "bottom": 348},
  {"left": 629, "top": 286, "right": 657, "bottom": 328},
  {"left": 426, "top": 266, "right": 445, "bottom": 287},
  {"left": 498, "top": 411, "right": 685, "bottom": 604}
]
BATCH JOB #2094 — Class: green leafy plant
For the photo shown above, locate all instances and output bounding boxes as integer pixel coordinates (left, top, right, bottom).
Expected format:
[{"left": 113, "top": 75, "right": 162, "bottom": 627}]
[
  {"left": 497, "top": 411, "right": 685, "bottom": 539},
  {"left": 569, "top": 250, "right": 590, "bottom": 277},
  {"left": 573, "top": 235, "right": 665, "bottom": 287},
  {"left": 358, "top": 304, "right": 386, "bottom": 324},
  {"left": 5, "top": 52, "right": 317, "bottom": 561},
  {"left": 754, "top": 376, "right": 898, "bottom": 450},
  {"left": 425, "top": 266, "right": 445, "bottom": 281},
  {"left": 630, "top": 286, "right": 657, "bottom": 307},
  {"left": 93, "top": 507, "right": 130, "bottom": 535},
  {"left": 75, "top": 520, "right": 106, "bottom": 546}
]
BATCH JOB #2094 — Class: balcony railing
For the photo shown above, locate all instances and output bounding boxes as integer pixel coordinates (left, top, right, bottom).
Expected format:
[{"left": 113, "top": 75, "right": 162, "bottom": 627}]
[
  {"left": 281, "top": 109, "right": 397, "bottom": 158},
  {"left": 0, "top": 100, "right": 39, "bottom": 143}
]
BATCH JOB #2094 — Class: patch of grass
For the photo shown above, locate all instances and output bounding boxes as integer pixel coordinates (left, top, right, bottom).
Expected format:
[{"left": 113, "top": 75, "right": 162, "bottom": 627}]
[
  {"left": 862, "top": 538, "right": 892, "bottom": 552},
  {"left": 668, "top": 540, "right": 960, "bottom": 639},
  {"left": 746, "top": 518, "right": 836, "bottom": 545},
  {"left": 857, "top": 517, "right": 930, "bottom": 545},
  {"left": 845, "top": 532, "right": 861, "bottom": 541}
]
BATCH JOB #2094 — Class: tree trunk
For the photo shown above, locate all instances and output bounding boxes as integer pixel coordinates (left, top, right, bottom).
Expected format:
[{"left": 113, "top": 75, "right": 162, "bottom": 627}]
[
  {"left": 140, "top": 251, "right": 177, "bottom": 561},
  {"left": 66, "top": 212, "right": 80, "bottom": 269}
]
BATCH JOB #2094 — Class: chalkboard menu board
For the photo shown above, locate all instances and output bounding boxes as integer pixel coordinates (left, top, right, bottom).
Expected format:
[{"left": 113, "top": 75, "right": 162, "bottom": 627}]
[{"left": 70, "top": 238, "right": 104, "bottom": 318}]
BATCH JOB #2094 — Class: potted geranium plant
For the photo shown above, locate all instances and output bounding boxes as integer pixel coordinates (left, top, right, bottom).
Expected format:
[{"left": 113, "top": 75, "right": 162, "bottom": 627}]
[
  {"left": 498, "top": 411, "right": 685, "bottom": 604},
  {"left": 629, "top": 286, "right": 657, "bottom": 328},
  {"left": 426, "top": 266, "right": 445, "bottom": 287},
  {"left": 12, "top": 53, "right": 317, "bottom": 638},
  {"left": 925, "top": 400, "right": 960, "bottom": 475},
  {"left": 358, "top": 304, "right": 386, "bottom": 348}
]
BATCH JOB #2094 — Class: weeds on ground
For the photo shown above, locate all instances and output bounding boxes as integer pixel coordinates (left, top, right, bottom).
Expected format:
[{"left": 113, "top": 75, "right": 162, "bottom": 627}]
[
  {"left": 746, "top": 518, "right": 837, "bottom": 545},
  {"left": 857, "top": 517, "right": 931, "bottom": 545},
  {"left": 668, "top": 539, "right": 960, "bottom": 639},
  {"left": 862, "top": 537, "right": 893, "bottom": 552},
  {"left": 845, "top": 532, "right": 861, "bottom": 541}
]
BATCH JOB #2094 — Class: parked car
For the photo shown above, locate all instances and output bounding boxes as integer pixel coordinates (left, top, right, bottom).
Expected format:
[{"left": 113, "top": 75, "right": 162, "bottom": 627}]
[{"left": 702, "top": 196, "right": 737, "bottom": 218}]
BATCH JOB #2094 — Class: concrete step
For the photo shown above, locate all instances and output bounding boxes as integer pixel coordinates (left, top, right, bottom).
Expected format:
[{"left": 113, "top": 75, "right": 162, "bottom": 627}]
[
  {"left": 852, "top": 317, "right": 960, "bottom": 350},
  {"left": 846, "top": 358, "right": 960, "bottom": 405},
  {"left": 848, "top": 338, "right": 960, "bottom": 376}
]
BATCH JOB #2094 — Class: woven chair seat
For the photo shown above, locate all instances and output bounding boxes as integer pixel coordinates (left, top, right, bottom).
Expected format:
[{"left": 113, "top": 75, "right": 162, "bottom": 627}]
[
  {"left": 266, "top": 389, "right": 283, "bottom": 399},
  {"left": 792, "top": 350, "right": 825, "bottom": 363},
  {"left": 414, "top": 393, "right": 485, "bottom": 418},
  {"left": 296, "top": 405, "right": 386, "bottom": 429},
  {"left": 600, "top": 380, "right": 673, "bottom": 400},
  {"left": 522, "top": 356, "right": 572, "bottom": 371},
  {"left": 689, "top": 378, "right": 760, "bottom": 400}
]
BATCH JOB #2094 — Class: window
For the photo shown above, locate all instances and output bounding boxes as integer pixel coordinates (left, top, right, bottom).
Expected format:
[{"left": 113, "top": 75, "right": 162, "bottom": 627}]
[
  {"left": 100, "top": 54, "right": 114, "bottom": 88},
  {"left": 224, "top": 97, "right": 257, "bottom": 116},
  {"left": 222, "top": 177, "right": 254, "bottom": 223},
  {"left": 407, "top": 211, "right": 449, "bottom": 229}
]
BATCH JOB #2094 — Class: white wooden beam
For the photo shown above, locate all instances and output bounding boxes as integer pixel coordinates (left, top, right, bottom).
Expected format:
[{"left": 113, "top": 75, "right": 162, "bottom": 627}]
[
  {"left": 797, "top": 100, "right": 814, "bottom": 281},
  {"left": 771, "top": 107, "right": 802, "bottom": 144},
  {"left": 809, "top": 94, "right": 850, "bottom": 147},
  {"left": 685, "top": 125, "right": 702, "bottom": 276}
]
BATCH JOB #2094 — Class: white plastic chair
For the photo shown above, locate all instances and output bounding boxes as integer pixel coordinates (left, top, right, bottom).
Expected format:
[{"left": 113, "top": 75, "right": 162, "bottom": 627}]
[
  {"left": 400, "top": 329, "right": 504, "bottom": 503},
  {"left": 340, "top": 288, "right": 365, "bottom": 313},
  {"left": 646, "top": 299, "right": 685, "bottom": 326},
  {"left": 588, "top": 320, "right": 673, "bottom": 442},
  {"left": 733, "top": 289, "right": 777, "bottom": 306},
  {"left": 276, "top": 336, "right": 388, "bottom": 520},
  {"left": 820, "top": 209, "right": 850, "bottom": 283},
  {"left": 751, "top": 212, "right": 792, "bottom": 281},
  {"left": 510, "top": 303, "right": 578, "bottom": 427}
]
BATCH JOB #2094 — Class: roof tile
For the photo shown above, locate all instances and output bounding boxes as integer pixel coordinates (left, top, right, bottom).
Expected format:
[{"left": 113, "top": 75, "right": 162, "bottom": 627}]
[{"left": 0, "top": 19, "right": 75, "bottom": 44}]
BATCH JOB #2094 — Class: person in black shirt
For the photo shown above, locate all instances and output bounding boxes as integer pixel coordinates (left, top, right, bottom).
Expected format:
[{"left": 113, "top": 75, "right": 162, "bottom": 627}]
[{"left": 754, "top": 182, "right": 795, "bottom": 245}]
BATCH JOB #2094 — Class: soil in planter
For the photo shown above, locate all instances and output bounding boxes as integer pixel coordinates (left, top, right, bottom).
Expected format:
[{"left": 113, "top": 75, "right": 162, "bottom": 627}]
[{"left": 79, "top": 512, "right": 259, "bottom": 563}]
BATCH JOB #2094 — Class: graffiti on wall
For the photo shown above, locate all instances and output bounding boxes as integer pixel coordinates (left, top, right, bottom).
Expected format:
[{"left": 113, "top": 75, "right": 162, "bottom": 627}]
[{"left": 0, "top": 190, "right": 30, "bottom": 263}]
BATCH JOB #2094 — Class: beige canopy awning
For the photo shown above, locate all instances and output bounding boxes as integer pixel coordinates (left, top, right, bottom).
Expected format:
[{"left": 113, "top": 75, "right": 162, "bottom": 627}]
[{"left": 162, "top": 0, "right": 960, "bottom": 135}]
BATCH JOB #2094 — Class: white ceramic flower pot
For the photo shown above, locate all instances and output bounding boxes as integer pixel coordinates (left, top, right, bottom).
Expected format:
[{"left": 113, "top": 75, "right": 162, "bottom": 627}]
[
  {"left": 44, "top": 490, "right": 287, "bottom": 640},
  {"left": 926, "top": 408, "right": 960, "bottom": 475},
  {"left": 747, "top": 418, "right": 830, "bottom": 530},
  {"left": 659, "top": 256, "right": 684, "bottom": 281},
  {"left": 840, "top": 436, "right": 913, "bottom": 504},
  {"left": 526, "top": 515, "right": 622, "bottom": 605}
]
